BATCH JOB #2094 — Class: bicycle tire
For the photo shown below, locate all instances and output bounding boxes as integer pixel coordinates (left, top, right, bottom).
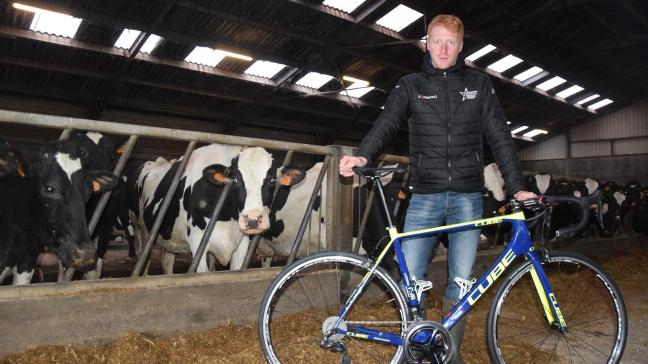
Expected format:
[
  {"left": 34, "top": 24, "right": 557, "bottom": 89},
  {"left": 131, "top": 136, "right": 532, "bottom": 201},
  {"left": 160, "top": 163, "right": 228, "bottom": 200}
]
[
  {"left": 258, "top": 251, "right": 410, "bottom": 364},
  {"left": 487, "top": 250, "right": 627, "bottom": 363}
]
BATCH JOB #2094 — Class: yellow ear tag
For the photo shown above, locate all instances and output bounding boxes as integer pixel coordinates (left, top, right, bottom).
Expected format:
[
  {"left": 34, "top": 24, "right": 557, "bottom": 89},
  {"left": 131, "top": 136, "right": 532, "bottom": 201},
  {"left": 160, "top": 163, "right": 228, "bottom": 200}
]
[
  {"left": 18, "top": 166, "right": 25, "bottom": 177},
  {"left": 92, "top": 180, "right": 101, "bottom": 192},
  {"left": 398, "top": 190, "right": 406, "bottom": 200},
  {"left": 498, "top": 205, "right": 506, "bottom": 215},
  {"left": 116, "top": 144, "right": 126, "bottom": 155}
]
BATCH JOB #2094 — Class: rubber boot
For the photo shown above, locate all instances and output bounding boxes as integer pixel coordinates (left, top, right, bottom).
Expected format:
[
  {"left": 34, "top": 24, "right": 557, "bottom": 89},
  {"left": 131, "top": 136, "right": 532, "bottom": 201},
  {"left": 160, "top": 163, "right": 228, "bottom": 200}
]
[{"left": 443, "top": 296, "right": 466, "bottom": 364}]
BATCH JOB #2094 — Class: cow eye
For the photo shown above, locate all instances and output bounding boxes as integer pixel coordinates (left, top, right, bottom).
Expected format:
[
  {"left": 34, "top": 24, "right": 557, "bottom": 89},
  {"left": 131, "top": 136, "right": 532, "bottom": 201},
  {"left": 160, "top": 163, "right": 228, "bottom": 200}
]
[
  {"left": 45, "top": 185, "right": 56, "bottom": 193},
  {"left": 269, "top": 178, "right": 277, "bottom": 185},
  {"left": 231, "top": 177, "right": 239, "bottom": 185}
]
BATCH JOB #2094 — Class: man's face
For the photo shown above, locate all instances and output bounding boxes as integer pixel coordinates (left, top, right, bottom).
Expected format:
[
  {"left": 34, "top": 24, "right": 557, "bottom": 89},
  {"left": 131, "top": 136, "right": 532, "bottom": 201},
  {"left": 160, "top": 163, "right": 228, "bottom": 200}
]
[{"left": 428, "top": 25, "right": 463, "bottom": 69}]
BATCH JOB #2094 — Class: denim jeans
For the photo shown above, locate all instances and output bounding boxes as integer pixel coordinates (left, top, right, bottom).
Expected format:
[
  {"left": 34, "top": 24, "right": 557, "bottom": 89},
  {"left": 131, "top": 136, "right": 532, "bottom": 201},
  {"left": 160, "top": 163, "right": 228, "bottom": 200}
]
[{"left": 402, "top": 192, "right": 483, "bottom": 301}]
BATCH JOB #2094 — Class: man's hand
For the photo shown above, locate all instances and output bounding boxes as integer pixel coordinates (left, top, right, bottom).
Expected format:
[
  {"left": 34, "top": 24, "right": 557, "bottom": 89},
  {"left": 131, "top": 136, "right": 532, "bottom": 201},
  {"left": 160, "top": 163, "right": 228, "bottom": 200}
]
[
  {"left": 514, "top": 190, "right": 537, "bottom": 200},
  {"left": 339, "top": 156, "right": 368, "bottom": 177}
]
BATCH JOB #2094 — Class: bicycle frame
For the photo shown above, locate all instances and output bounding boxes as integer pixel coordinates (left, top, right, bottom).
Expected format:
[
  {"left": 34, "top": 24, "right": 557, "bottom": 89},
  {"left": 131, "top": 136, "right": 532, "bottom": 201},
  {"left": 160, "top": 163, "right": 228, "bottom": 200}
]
[{"left": 331, "top": 181, "right": 568, "bottom": 347}]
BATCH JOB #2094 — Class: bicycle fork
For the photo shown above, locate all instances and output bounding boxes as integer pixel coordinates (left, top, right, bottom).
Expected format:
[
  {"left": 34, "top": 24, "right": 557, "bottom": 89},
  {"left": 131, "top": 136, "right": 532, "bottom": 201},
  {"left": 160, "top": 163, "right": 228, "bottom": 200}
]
[{"left": 526, "top": 250, "right": 568, "bottom": 332}]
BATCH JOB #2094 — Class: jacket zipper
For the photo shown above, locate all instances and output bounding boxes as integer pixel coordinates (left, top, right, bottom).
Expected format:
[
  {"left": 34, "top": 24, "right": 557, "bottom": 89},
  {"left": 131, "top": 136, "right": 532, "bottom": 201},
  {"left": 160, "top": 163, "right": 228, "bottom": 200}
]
[{"left": 444, "top": 71, "right": 452, "bottom": 188}]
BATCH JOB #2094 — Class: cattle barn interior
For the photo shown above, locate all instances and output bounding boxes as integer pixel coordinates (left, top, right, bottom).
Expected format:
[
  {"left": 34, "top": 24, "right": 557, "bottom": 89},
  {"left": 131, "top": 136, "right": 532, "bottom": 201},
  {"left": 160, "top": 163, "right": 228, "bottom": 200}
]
[{"left": 0, "top": 0, "right": 647, "bottom": 363}]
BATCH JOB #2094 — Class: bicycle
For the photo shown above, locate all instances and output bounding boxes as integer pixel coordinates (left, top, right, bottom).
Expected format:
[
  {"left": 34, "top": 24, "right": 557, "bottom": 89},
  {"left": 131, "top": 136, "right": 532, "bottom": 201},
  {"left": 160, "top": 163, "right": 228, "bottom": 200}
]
[{"left": 258, "top": 166, "right": 627, "bottom": 363}]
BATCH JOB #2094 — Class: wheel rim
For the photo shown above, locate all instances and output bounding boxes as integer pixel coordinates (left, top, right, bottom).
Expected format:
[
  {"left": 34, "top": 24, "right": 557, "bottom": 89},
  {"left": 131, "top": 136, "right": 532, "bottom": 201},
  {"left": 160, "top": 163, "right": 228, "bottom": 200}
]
[
  {"left": 260, "top": 254, "right": 408, "bottom": 364},
  {"left": 492, "top": 256, "right": 625, "bottom": 364}
]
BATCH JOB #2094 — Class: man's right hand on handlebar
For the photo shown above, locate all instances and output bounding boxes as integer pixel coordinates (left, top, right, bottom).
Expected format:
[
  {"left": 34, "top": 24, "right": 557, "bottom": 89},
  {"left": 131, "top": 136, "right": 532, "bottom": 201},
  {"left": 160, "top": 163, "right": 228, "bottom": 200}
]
[{"left": 339, "top": 156, "right": 367, "bottom": 177}]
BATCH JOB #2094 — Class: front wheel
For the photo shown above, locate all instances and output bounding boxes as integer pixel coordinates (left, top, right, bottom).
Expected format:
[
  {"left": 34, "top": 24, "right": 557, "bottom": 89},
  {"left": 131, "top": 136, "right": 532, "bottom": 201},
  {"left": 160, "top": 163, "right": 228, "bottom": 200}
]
[
  {"left": 258, "top": 251, "right": 410, "bottom": 363},
  {"left": 487, "top": 251, "right": 627, "bottom": 363}
]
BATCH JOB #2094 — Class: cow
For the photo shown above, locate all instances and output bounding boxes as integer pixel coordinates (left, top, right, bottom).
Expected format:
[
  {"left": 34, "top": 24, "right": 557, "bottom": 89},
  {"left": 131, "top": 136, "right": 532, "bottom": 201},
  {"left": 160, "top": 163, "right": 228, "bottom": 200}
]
[
  {"left": 0, "top": 140, "right": 117, "bottom": 285},
  {"left": 96, "top": 143, "right": 304, "bottom": 275},
  {"left": 258, "top": 162, "right": 409, "bottom": 269}
]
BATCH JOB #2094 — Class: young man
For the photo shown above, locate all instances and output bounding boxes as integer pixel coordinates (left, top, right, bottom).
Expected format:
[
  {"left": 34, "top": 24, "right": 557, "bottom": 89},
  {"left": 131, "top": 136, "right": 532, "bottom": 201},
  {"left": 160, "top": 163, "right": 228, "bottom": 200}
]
[{"left": 339, "top": 14, "right": 535, "bottom": 363}]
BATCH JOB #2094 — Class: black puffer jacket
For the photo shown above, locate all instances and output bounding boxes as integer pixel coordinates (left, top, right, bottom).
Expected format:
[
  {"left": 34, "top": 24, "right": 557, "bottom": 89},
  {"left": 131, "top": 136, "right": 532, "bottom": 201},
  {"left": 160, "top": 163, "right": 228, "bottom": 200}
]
[{"left": 356, "top": 57, "right": 525, "bottom": 196}]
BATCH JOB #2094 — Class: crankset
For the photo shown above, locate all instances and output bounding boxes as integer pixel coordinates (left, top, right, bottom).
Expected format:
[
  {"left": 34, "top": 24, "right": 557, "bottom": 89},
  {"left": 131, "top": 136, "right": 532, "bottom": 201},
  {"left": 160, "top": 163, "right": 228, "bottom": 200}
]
[{"left": 403, "top": 320, "right": 453, "bottom": 364}]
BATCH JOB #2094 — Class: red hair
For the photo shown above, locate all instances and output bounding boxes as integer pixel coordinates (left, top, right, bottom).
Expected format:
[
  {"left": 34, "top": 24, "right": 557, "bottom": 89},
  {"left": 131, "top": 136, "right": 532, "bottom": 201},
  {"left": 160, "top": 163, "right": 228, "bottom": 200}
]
[{"left": 427, "top": 14, "right": 464, "bottom": 40}]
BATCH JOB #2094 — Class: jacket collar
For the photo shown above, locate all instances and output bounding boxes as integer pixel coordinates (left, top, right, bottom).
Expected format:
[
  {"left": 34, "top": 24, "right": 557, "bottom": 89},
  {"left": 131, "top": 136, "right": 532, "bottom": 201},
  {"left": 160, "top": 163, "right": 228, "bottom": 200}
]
[{"left": 422, "top": 54, "right": 463, "bottom": 75}]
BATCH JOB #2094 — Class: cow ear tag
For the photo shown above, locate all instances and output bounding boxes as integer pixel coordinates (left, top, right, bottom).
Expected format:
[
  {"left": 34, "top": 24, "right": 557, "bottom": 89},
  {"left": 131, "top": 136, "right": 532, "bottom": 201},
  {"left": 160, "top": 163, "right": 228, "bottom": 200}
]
[
  {"left": 116, "top": 143, "right": 127, "bottom": 155},
  {"left": 202, "top": 164, "right": 228, "bottom": 186},
  {"left": 92, "top": 180, "right": 101, "bottom": 192},
  {"left": 280, "top": 168, "right": 305, "bottom": 186}
]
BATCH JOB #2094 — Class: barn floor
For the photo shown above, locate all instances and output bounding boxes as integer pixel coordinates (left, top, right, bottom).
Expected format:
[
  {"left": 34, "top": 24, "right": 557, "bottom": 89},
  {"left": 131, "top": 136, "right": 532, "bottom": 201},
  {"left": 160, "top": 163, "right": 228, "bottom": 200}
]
[{"left": 1, "top": 235, "right": 647, "bottom": 364}]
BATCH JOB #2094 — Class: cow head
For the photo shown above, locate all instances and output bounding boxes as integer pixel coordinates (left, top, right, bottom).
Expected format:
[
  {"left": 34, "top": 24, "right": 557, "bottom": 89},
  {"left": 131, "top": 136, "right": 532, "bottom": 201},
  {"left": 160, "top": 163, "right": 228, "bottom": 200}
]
[
  {"left": 70, "top": 131, "right": 117, "bottom": 171},
  {"left": 202, "top": 148, "right": 305, "bottom": 235},
  {"left": 34, "top": 141, "right": 118, "bottom": 270}
]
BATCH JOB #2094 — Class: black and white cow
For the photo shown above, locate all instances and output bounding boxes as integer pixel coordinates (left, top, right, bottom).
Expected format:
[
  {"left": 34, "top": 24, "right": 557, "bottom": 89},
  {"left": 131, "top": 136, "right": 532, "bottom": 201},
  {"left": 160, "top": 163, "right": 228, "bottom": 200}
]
[
  {"left": 259, "top": 162, "right": 408, "bottom": 267},
  {"left": 0, "top": 140, "right": 117, "bottom": 285},
  {"left": 106, "top": 144, "right": 303, "bottom": 274}
]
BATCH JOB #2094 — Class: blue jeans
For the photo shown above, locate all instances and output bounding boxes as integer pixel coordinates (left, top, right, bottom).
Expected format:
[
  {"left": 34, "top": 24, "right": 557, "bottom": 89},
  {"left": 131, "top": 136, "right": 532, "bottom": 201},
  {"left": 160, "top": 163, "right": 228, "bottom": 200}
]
[{"left": 402, "top": 192, "right": 483, "bottom": 301}]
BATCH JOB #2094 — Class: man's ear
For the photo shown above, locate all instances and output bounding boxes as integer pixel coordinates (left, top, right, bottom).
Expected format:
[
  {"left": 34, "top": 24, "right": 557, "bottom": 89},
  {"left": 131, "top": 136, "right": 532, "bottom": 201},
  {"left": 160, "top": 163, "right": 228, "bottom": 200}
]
[
  {"left": 203, "top": 164, "right": 228, "bottom": 186},
  {"left": 278, "top": 166, "right": 306, "bottom": 187},
  {"left": 89, "top": 171, "right": 118, "bottom": 193}
]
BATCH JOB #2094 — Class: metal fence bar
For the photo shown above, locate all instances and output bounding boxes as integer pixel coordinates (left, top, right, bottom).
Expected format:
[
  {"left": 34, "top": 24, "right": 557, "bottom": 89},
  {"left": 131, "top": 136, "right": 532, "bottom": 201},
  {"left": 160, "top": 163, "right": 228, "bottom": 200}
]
[
  {"left": 187, "top": 179, "right": 233, "bottom": 273},
  {"left": 0, "top": 109, "right": 330, "bottom": 156},
  {"left": 131, "top": 140, "right": 197, "bottom": 277},
  {"left": 58, "top": 128, "right": 72, "bottom": 140},
  {"left": 287, "top": 155, "right": 331, "bottom": 265}
]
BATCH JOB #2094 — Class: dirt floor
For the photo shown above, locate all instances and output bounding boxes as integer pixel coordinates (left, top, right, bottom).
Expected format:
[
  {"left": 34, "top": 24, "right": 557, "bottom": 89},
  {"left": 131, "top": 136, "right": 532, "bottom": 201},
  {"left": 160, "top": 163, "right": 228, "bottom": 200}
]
[{"left": 2, "top": 240, "right": 647, "bottom": 364}]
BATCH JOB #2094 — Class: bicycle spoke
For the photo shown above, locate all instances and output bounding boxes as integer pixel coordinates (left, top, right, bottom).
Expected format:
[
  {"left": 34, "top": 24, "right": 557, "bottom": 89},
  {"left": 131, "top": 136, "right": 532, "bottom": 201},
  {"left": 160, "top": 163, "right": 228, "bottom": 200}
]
[{"left": 488, "top": 253, "right": 626, "bottom": 364}]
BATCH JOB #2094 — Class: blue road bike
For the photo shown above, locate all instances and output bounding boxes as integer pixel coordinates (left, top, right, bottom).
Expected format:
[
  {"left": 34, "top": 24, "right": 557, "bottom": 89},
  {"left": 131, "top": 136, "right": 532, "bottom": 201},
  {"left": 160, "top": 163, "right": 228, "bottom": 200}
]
[{"left": 258, "top": 167, "right": 627, "bottom": 363}]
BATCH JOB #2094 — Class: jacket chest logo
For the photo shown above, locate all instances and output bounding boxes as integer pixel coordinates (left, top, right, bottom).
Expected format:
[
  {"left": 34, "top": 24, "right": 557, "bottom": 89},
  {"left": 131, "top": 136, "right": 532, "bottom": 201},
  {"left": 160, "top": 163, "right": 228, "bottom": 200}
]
[
  {"left": 459, "top": 87, "right": 478, "bottom": 101},
  {"left": 417, "top": 94, "right": 438, "bottom": 100}
]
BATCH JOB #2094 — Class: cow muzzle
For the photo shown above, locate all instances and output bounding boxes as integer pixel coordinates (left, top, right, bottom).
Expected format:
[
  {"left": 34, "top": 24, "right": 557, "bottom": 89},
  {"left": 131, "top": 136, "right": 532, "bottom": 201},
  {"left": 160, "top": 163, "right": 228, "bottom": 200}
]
[
  {"left": 72, "top": 247, "right": 97, "bottom": 271},
  {"left": 239, "top": 209, "right": 270, "bottom": 235}
]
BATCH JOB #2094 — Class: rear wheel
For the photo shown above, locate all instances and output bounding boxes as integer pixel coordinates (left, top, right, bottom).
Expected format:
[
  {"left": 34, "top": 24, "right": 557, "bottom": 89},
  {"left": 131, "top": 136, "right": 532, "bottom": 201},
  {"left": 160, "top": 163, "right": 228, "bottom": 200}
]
[
  {"left": 487, "top": 251, "right": 627, "bottom": 363},
  {"left": 258, "top": 252, "right": 410, "bottom": 363}
]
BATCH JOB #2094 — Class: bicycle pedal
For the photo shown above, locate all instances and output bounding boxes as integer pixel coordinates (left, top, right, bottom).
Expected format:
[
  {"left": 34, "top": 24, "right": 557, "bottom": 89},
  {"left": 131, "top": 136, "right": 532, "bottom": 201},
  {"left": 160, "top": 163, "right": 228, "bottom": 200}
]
[{"left": 414, "top": 279, "right": 433, "bottom": 302}]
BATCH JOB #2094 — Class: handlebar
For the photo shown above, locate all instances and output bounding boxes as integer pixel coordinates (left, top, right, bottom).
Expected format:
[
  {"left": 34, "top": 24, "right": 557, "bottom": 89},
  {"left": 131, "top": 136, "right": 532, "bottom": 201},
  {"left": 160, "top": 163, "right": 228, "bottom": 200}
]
[
  {"left": 512, "top": 190, "right": 601, "bottom": 238},
  {"left": 352, "top": 166, "right": 407, "bottom": 177}
]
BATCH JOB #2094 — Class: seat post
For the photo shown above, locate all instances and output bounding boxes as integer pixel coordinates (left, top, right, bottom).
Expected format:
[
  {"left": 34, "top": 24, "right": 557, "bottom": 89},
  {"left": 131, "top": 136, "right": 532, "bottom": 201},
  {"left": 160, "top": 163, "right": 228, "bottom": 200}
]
[{"left": 372, "top": 176, "right": 396, "bottom": 229}]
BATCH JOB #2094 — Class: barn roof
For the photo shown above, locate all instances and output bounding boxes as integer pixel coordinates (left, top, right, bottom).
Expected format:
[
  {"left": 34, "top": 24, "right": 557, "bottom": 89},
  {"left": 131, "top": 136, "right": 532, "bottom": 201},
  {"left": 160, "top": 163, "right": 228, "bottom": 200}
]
[{"left": 1, "top": 0, "right": 647, "bottom": 151}]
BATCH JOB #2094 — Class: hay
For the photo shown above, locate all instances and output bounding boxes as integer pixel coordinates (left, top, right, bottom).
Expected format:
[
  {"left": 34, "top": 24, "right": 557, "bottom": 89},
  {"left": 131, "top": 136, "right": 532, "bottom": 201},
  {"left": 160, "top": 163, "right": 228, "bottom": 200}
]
[{"left": 3, "top": 245, "right": 646, "bottom": 364}]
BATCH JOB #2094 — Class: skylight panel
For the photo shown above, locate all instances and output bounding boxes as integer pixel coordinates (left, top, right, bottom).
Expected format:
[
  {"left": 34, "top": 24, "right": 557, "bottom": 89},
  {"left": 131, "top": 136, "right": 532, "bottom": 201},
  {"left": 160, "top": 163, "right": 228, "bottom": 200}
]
[
  {"left": 185, "top": 47, "right": 226, "bottom": 67},
  {"left": 114, "top": 29, "right": 141, "bottom": 49},
  {"left": 245, "top": 60, "right": 286, "bottom": 79},
  {"left": 511, "top": 126, "right": 529, "bottom": 134},
  {"left": 513, "top": 66, "right": 543, "bottom": 82},
  {"left": 556, "top": 85, "right": 584, "bottom": 99},
  {"left": 536, "top": 76, "right": 566, "bottom": 91},
  {"left": 295, "top": 72, "right": 334, "bottom": 89},
  {"left": 322, "top": 0, "right": 366, "bottom": 13},
  {"left": 588, "top": 98, "right": 613, "bottom": 111},
  {"left": 341, "top": 83, "right": 375, "bottom": 98},
  {"left": 14, "top": 3, "right": 81, "bottom": 38},
  {"left": 140, "top": 34, "right": 162, "bottom": 54},
  {"left": 523, "top": 129, "right": 548, "bottom": 138},
  {"left": 487, "top": 55, "right": 523, "bottom": 73},
  {"left": 576, "top": 94, "right": 600, "bottom": 105},
  {"left": 465, "top": 44, "right": 496, "bottom": 62},
  {"left": 340, "top": 76, "right": 374, "bottom": 98},
  {"left": 375, "top": 5, "right": 423, "bottom": 32}
]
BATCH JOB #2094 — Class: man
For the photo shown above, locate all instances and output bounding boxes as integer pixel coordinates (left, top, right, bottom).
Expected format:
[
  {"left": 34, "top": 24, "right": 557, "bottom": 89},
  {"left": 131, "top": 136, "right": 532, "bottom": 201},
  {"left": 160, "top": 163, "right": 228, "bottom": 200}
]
[{"left": 339, "top": 14, "right": 535, "bottom": 363}]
